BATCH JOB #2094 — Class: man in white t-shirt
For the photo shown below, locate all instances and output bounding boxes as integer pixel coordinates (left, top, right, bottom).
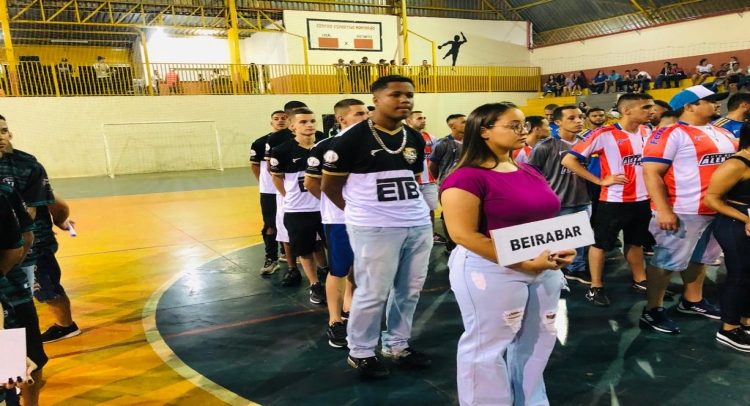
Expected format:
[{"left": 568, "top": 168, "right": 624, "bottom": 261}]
[{"left": 406, "top": 111, "right": 446, "bottom": 244}]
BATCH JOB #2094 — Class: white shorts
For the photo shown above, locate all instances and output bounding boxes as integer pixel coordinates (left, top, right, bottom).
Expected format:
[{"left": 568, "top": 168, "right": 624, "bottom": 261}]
[
  {"left": 648, "top": 211, "right": 721, "bottom": 272},
  {"left": 420, "top": 183, "right": 439, "bottom": 211},
  {"left": 275, "top": 194, "right": 289, "bottom": 243}
]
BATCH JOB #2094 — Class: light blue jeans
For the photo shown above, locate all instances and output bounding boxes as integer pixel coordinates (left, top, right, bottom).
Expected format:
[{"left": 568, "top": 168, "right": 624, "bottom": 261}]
[
  {"left": 346, "top": 224, "right": 433, "bottom": 358},
  {"left": 557, "top": 204, "right": 591, "bottom": 272},
  {"left": 449, "top": 246, "right": 565, "bottom": 406}
]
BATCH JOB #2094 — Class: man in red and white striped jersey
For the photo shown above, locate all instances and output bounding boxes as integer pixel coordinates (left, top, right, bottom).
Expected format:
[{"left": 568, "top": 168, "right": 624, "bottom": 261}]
[
  {"left": 406, "top": 111, "right": 446, "bottom": 244},
  {"left": 640, "top": 86, "right": 735, "bottom": 334},
  {"left": 513, "top": 116, "right": 550, "bottom": 164},
  {"left": 563, "top": 94, "right": 656, "bottom": 307}
]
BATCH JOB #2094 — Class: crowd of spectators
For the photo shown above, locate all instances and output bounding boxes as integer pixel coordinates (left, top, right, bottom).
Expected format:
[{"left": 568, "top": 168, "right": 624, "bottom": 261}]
[{"left": 541, "top": 56, "right": 750, "bottom": 99}]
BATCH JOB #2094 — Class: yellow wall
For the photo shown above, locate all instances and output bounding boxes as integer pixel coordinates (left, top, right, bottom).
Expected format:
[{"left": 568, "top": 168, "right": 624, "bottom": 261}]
[{"left": 1, "top": 45, "right": 132, "bottom": 68}]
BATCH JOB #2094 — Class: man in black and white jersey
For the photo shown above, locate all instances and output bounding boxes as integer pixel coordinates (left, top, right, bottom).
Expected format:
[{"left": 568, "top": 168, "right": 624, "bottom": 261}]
[
  {"left": 270, "top": 108, "right": 327, "bottom": 304},
  {"left": 322, "top": 75, "right": 434, "bottom": 379},
  {"left": 250, "top": 110, "right": 287, "bottom": 275},
  {"left": 305, "top": 98, "right": 368, "bottom": 349}
]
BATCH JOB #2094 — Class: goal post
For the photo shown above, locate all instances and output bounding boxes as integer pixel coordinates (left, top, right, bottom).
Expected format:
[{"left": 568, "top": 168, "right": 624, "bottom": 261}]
[{"left": 101, "top": 120, "right": 223, "bottom": 178}]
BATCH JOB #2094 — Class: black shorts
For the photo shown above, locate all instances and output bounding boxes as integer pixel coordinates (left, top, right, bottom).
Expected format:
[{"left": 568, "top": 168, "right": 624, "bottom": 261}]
[
  {"left": 284, "top": 211, "right": 324, "bottom": 257},
  {"left": 593, "top": 200, "right": 651, "bottom": 251},
  {"left": 33, "top": 249, "right": 66, "bottom": 303},
  {"left": 260, "top": 193, "right": 277, "bottom": 229},
  {"left": 13, "top": 301, "right": 48, "bottom": 370}
]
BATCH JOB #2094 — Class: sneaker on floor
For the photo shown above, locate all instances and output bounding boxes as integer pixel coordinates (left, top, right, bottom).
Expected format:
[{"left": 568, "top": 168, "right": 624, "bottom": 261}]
[
  {"left": 562, "top": 268, "right": 592, "bottom": 284},
  {"left": 348, "top": 355, "right": 390, "bottom": 379},
  {"left": 640, "top": 307, "right": 680, "bottom": 334},
  {"left": 41, "top": 322, "right": 81, "bottom": 343},
  {"left": 317, "top": 266, "right": 329, "bottom": 283},
  {"left": 327, "top": 322, "right": 348, "bottom": 349},
  {"left": 278, "top": 252, "right": 287, "bottom": 262},
  {"left": 677, "top": 297, "right": 721, "bottom": 319},
  {"left": 586, "top": 287, "right": 611, "bottom": 307},
  {"left": 717, "top": 328, "right": 750, "bottom": 353},
  {"left": 260, "top": 258, "right": 280, "bottom": 275},
  {"left": 381, "top": 347, "right": 431, "bottom": 368},
  {"left": 280, "top": 268, "right": 302, "bottom": 287},
  {"left": 630, "top": 280, "right": 676, "bottom": 300},
  {"left": 309, "top": 282, "right": 327, "bottom": 304},
  {"left": 433, "top": 233, "right": 447, "bottom": 244}
]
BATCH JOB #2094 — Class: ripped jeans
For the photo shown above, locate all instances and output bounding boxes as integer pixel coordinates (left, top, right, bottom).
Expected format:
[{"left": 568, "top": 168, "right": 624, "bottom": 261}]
[{"left": 449, "top": 246, "right": 565, "bottom": 406}]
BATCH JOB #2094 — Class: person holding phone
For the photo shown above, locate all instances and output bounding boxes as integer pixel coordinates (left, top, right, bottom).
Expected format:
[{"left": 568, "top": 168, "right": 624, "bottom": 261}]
[{"left": 441, "top": 102, "right": 575, "bottom": 406}]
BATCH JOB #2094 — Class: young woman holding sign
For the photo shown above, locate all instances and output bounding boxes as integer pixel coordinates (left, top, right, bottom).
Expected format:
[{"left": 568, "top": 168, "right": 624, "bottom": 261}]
[{"left": 440, "top": 102, "right": 576, "bottom": 406}]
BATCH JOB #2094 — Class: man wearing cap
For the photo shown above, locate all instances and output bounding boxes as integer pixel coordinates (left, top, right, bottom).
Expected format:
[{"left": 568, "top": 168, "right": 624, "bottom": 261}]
[{"left": 640, "top": 86, "right": 736, "bottom": 334}]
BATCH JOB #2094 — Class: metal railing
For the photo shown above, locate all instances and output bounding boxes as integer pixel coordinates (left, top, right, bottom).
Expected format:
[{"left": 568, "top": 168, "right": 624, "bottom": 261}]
[{"left": 0, "top": 63, "right": 541, "bottom": 97}]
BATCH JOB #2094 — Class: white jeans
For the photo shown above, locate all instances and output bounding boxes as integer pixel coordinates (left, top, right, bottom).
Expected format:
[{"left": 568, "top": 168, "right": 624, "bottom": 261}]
[{"left": 449, "top": 246, "right": 565, "bottom": 406}]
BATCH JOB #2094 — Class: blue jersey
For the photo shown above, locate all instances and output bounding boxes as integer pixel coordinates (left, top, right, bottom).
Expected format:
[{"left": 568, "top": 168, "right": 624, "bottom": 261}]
[
  {"left": 550, "top": 122, "right": 560, "bottom": 137},
  {"left": 712, "top": 117, "right": 744, "bottom": 138}
]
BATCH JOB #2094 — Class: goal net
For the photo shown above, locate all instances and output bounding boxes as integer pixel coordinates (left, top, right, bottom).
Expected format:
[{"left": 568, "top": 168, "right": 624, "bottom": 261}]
[{"left": 102, "top": 120, "right": 223, "bottom": 178}]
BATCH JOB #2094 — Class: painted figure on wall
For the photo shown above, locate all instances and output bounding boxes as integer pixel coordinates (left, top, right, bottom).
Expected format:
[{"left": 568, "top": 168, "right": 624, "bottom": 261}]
[{"left": 438, "top": 32, "right": 468, "bottom": 66}]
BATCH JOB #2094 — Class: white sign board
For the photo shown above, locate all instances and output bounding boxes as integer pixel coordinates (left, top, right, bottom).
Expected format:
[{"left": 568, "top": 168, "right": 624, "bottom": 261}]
[
  {"left": 490, "top": 211, "right": 594, "bottom": 267},
  {"left": 307, "top": 19, "right": 383, "bottom": 52},
  {"left": 0, "top": 328, "right": 27, "bottom": 381}
]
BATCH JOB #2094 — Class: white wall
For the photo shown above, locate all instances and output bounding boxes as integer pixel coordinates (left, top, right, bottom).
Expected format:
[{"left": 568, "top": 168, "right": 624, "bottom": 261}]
[
  {"left": 531, "top": 13, "right": 750, "bottom": 74},
  {"left": 146, "top": 31, "right": 231, "bottom": 64},
  {"left": 283, "top": 10, "right": 400, "bottom": 65},
  {"left": 2, "top": 92, "right": 536, "bottom": 178},
  {"left": 240, "top": 29, "right": 290, "bottom": 65},
  {"left": 407, "top": 17, "right": 529, "bottom": 66}
]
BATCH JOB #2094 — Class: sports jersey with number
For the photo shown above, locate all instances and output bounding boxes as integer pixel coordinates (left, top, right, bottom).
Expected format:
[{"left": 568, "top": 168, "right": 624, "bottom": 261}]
[
  {"left": 12, "top": 150, "right": 58, "bottom": 259},
  {"left": 570, "top": 124, "right": 650, "bottom": 202},
  {"left": 419, "top": 132, "right": 437, "bottom": 184},
  {"left": 642, "top": 122, "right": 738, "bottom": 214},
  {"left": 250, "top": 134, "right": 278, "bottom": 195},
  {"left": 322, "top": 120, "right": 430, "bottom": 228},
  {"left": 712, "top": 117, "right": 744, "bottom": 138},
  {"left": 269, "top": 139, "right": 319, "bottom": 213},
  {"left": 513, "top": 144, "right": 532, "bottom": 164},
  {"left": 306, "top": 127, "right": 355, "bottom": 224}
]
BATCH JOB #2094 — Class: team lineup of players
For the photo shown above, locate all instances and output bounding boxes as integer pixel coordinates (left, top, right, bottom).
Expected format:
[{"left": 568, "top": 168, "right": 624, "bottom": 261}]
[{"left": 249, "top": 76, "right": 750, "bottom": 385}]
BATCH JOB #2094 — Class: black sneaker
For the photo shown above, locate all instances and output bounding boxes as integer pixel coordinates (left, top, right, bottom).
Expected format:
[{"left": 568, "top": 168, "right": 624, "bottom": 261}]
[
  {"left": 381, "top": 347, "right": 431, "bottom": 368},
  {"left": 630, "top": 280, "right": 676, "bottom": 300},
  {"left": 586, "top": 287, "right": 611, "bottom": 307},
  {"left": 317, "top": 266, "right": 329, "bottom": 284},
  {"left": 260, "top": 258, "right": 280, "bottom": 275},
  {"left": 348, "top": 355, "right": 390, "bottom": 379},
  {"left": 677, "top": 297, "right": 721, "bottom": 320},
  {"left": 280, "top": 268, "right": 302, "bottom": 287},
  {"left": 717, "top": 328, "right": 750, "bottom": 352},
  {"left": 640, "top": 307, "right": 680, "bottom": 334},
  {"left": 41, "top": 322, "right": 81, "bottom": 343},
  {"left": 327, "top": 322, "right": 348, "bottom": 349},
  {"left": 309, "top": 282, "right": 327, "bottom": 304},
  {"left": 562, "top": 268, "right": 592, "bottom": 284},
  {"left": 341, "top": 310, "right": 350, "bottom": 321}
]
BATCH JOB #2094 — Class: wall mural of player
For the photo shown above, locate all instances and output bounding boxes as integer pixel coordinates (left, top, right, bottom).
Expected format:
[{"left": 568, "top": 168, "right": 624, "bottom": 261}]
[{"left": 438, "top": 32, "right": 468, "bottom": 66}]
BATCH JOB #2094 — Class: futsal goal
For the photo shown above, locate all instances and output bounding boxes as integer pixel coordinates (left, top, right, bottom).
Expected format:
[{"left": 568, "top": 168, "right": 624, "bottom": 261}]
[{"left": 101, "top": 120, "right": 223, "bottom": 178}]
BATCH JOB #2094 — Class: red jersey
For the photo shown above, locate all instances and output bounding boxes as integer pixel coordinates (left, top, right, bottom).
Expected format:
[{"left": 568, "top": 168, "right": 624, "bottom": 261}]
[
  {"left": 513, "top": 145, "right": 532, "bottom": 164},
  {"left": 642, "top": 122, "right": 737, "bottom": 214},
  {"left": 570, "top": 124, "right": 650, "bottom": 202},
  {"left": 419, "top": 132, "right": 437, "bottom": 184}
]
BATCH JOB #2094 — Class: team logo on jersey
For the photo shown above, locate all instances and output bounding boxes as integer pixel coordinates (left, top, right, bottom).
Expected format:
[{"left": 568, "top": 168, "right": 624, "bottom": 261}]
[
  {"left": 269, "top": 158, "right": 279, "bottom": 167},
  {"left": 251, "top": 150, "right": 257, "bottom": 157},
  {"left": 403, "top": 148, "right": 417, "bottom": 164},
  {"left": 307, "top": 157, "right": 320, "bottom": 167},
  {"left": 622, "top": 154, "right": 642, "bottom": 166},
  {"left": 617, "top": 139, "right": 627, "bottom": 145},
  {"left": 699, "top": 153, "right": 733, "bottom": 166},
  {"left": 265, "top": 143, "right": 270, "bottom": 151},
  {"left": 693, "top": 136, "right": 705, "bottom": 141},
  {"left": 376, "top": 177, "right": 420, "bottom": 202},
  {"left": 2, "top": 177, "right": 14, "bottom": 187},
  {"left": 324, "top": 150, "right": 339, "bottom": 163}
]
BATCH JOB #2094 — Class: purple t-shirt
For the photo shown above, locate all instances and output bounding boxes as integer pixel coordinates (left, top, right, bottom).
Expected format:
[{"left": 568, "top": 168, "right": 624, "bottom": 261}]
[{"left": 440, "top": 164, "right": 561, "bottom": 237}]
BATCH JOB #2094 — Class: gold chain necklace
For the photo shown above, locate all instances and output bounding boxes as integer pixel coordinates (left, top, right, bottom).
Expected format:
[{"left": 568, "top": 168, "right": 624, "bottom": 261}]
[{"left": 368, "top": 119, "right": 407, "bottom": 155}]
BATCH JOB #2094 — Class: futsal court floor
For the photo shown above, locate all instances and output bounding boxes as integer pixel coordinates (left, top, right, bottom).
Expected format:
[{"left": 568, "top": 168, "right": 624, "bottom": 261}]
[{"left": 38, "top": 168, "right": 749, "bottom": 406}]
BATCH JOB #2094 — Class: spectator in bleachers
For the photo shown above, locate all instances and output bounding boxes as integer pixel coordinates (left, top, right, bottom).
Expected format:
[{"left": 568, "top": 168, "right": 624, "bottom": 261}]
[
  {"left": 692, "top": 58, "right": 714, "bottom": 85},
  {"left": 151, "top": 69, "right": 161, "bottom": 95},
  {"left": 248, "top": 63, "right": 260, "bottom": 94},
  {"left": 334, "top": 59, "right": 347, "bottom": 93},
  {"left": 377, "top": 59, "right": 389, "bottom": 78},
  {"left": 703, "top": 63, "right": 729, "bottom": 92},
  {"left": 555, "top": 74, "right": 566, "bottom": 96},
  {"left": 347, "top": 60, "right": 360, "bottom": 92},
  {"left": 578, "top": 71, "right": 589, "bottom": 88},
  {"left": 56, "top": 58, "right": 73, "bottom": 96},
  {"left": 541, "top": 75, "right": 558, "bottom": 98},
  {"left": 620, "top": 70, "right": 634, "bottom": 93},
  {"left": 588, "top": 70, "right": 607, "bottom": 94},
  {"left": 578, "top": 102, "right": 589, "bottom": 113},
  {"left": 166, "top": 68, "right": 180, "bottom": 95},
  {"left": 727, "top": 58, "right": 744, "bottom": 92},
  {"left": 401, "top": 58, "right": 408, "bottom": 65},
  {"left": 359, "top": 57, "right": 374, "bottom": 91},
  {"left": 605, "top": 70, "right": 621, "bottom": 93},
  {"left": 671, "top": 63, "right": 687, "bottom": 82},
  {"left": 632, "top": 68, "right": 652, "bottom": 91},
  {"left": 655, "top": 61, "right": 680, "bottom": 89},
  {"left": 419, "top": 60, "right": 431, "bottom": 91},
  {"left": 93, "top": 56, "right": 111, "bottom": 95},
  {"left": 563, "top": 74, "right": 575, "bottom": 96},
  {"left": 389, "top": 60, "right": 399, "bottom": 75}
]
